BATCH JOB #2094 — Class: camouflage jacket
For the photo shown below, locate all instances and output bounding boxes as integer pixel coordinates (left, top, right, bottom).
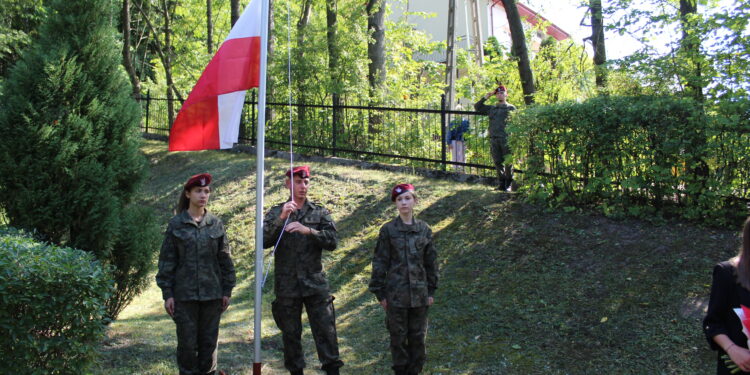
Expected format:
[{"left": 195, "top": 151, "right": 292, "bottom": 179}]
[
  {"left": 369, "top": 216, "right": 439, "bottom": 308},
  {"left": 156, "top": 210, "right": 236, "bottom": 301},
  {"left": 474, "top": 98, "right": 516, "bottom": 139},
  {"left": 263, "top": 200, "right": 338, "bottom": 298}
]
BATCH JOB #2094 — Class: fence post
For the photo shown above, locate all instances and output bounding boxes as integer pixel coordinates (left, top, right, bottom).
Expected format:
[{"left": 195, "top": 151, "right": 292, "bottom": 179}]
[
  {"left": 145, "top": 90, "right": 150, "bottom": 134},
  {"left": 332, "top": 93, "right": 340, "bottom": 157},
  {"left": 251, "top": 90, "right": 257, "bottom": 146},
  {"left": 440, "top": 94, "right": 447, "bottom": 171}
]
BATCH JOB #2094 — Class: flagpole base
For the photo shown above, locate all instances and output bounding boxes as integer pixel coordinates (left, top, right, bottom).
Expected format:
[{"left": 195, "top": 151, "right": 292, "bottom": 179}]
[{"left": 253, "top": 362, "right": 262, "bottom": 375}]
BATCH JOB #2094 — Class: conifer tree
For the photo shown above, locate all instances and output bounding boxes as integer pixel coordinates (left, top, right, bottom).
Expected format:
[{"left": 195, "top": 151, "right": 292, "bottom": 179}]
[{"left": 0, "top": 0, "right": 160, "bottom": 319}]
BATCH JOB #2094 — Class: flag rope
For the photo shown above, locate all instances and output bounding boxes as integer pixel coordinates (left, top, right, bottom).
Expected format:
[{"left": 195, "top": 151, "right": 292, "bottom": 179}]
[{"left": 261, "top": 0, "right": 296, "bottom": 289}]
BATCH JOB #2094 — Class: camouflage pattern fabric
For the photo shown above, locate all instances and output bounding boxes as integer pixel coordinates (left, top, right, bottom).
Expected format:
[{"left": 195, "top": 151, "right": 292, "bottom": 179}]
[
  {"left": 475, "top": 98, "right": 516, "bottom": 185},
  {"left": 490, "top": 136, "right": 513, "bottom": 184},
  {"left": 369, "top": 217, "right": 438, "bottom": 309},
  {"left": 387, "top": 306, "right": 429, "bottom": 375},
  {"left": 272, "top": 295, "right": 344, "bottom": 372},
  {"left": 173, "top": 299, "right": 222, "bottom": 375},
  {"left": 156, "top": 210, "right": 236, "bottom": 301},
  {"left": 263, "top": 199, "right": 343, "bottom": 372},
  {"left": 473, "top": 98, "right": 516, "bottom": 138},
  {"left": 263, "top": 200, "right": 338, "bottom": 298}
]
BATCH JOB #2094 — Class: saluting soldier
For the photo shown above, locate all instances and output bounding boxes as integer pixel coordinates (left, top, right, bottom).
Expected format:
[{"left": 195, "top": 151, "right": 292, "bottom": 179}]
[
  {"left": 263, "top": 165, "right": 343, "bottom": 375},
  {"left": 474, "top": 84, "right": 517, "bottom": 190},
  {"left": 156, "top": 173, "right": 236, "bottom": 375},
  {"left": 370, "top": 184, "right": 439, "bottom": 375}
]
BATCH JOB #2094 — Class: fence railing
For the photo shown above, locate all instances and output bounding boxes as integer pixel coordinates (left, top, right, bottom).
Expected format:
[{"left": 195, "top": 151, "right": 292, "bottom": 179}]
[{"left": 137, "top": 91, "right": 497, "bottom": 177}]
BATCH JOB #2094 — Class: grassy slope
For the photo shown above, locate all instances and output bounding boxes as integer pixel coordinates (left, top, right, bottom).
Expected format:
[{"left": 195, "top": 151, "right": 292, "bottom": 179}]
[{"left": 97, "top": 139, "right": 737, "bottom": 374}]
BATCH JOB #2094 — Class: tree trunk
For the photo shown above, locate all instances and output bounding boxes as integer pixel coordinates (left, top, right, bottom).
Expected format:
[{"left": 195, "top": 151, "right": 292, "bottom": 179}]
[
  {"left": 133, "top": 0, "right": 184, "bottom": 105},
  {"left": 590, "top": 0, "right": 607, "bottom": 91},
  {"left": 366, "top": 0, "right": 386, "bottom": 134},
  {"left": 500, "top": 0, "right": 535, "bottom": 105},
  {"left": 326, "top": 0, "right": 341, "bottom": 149},
  {"left": 326, "top": 0, "right": 339, "bottom": 77},
  {"left": 231, "top": 0, "right": 240, "bottom": 26},
  {"left": 296, "top": 0, "right": 313, "bottom": 127},
  {"left": 679, "top": 0, "right": 704, "bottom": 103},
  {"left": 162, "top": 0, "right": 176, "bottom": 127},
  {"left": 207, "top": 0, "right": 213, "bottom": 54},
  {"left": 122, "top": 0, "right": 141, "bottom": 97}
]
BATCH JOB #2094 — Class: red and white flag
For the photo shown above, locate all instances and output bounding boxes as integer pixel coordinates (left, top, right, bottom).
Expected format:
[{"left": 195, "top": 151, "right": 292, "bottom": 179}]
[{"left": 169, "top": 0, "right": 262, "bottom": 151}]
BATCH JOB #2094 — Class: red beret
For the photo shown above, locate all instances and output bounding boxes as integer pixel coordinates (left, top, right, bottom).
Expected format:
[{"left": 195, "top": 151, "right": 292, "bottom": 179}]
[
  {"left": 184, "top": 173, "right": 212, "bottom": 190},
  {"left": 286, "top": 165, "right": 310, "bottom": 179},
  {"left": 496, "top": 85, "right": 507, "bottom": 92},
  {"left": 391, "top": 183, "right": 415, "bottom": 201}
]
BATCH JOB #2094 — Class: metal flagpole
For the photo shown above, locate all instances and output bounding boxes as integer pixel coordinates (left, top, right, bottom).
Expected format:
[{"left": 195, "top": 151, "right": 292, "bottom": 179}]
[{"left": 254, "top": 0, "right": 270, "bottom": 372}]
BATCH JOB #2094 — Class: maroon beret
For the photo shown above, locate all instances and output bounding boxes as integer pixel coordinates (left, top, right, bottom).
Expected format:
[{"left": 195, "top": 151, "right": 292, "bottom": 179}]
[
  {"left": 286, "top": 165, "right": 310, "bottom": 179},
  {"left": 184, "top": 173, "right": 212, "bottom": 190},
  {"left": 496, "top": 85, "right": 507, "bottom": 92},
  {"left": 391, "top": 183, "right": 415, "bottom": 201}
]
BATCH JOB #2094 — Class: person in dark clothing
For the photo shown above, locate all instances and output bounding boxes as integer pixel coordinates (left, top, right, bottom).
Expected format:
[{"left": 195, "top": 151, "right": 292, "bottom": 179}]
[
  {"left": 474, "top": 85, "right": 516, "bottom": 190},
  {"left": 263, "top": 166, "right": 343, "bottom": 375},
  {"left": 156, "top": 173, "right": 236, "bottom": 375},
  {"left": 370, "top": 184, "right": 439, "bottom": 375},
  {"left": 704, "top": 217, "right": 750, "bottom": 374},
  {"left": 447, "top": 116, "right": 470, "bottom": 170}
]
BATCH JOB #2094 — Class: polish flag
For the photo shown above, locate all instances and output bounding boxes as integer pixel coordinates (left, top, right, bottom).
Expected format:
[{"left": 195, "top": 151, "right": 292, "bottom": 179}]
[{"left": 169, "top": 0, "right": 262, "bottom": 151}]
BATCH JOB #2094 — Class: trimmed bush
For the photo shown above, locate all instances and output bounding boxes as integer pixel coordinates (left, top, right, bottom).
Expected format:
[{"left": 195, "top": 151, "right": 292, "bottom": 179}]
[
  {"left": 508, "top": 95, "right": 750, "bottom": 226},
  {"left": 0, "top": 0, "right": 160, "bottom": 319},
  {"left": 0, "top": 227, "right": 113, "bottom": 374}
]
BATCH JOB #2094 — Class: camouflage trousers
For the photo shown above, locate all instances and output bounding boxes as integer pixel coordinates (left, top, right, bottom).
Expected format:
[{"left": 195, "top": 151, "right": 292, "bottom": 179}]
[
  {"left": 272, "top": 294, "right": 344, "bottom": 372},
  {"left": 173, "top": 299, "right": 223, "bottom": 375},
  {"left": 490, "top": 136, "right": 513, "bottom": 186},
  {"left": 386, "top": 306, "right": 429, "bottom": 375}
]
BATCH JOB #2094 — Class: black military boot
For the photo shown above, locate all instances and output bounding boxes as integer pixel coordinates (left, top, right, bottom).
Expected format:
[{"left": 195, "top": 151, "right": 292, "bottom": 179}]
[
  {"left": 393, "top": 366, "right": 407, "bottom": 375},
  {"left": 325, "top": 367, "right": 340, "bottom": 375},
  {"left": 290, "top": 370, "right": 304, "bottom": 375}
]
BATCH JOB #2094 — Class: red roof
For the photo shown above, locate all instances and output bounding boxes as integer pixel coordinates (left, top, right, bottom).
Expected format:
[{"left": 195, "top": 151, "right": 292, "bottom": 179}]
[{"left": 491, "top": 0, "right": 571, "bottom": 41}]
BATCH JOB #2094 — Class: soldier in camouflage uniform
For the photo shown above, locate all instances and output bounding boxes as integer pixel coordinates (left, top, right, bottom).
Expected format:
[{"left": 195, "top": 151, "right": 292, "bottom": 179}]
[
  {"left": 156, "top": 173, "right": 236, "bottom": 375},
  {"left": 474, "top": 85, "right": 517, "bottom": 190},
  {"left": 263, "top": 166, "right": 343, "bottom": 375},
  {"left": 370, "top": 184, "right": 439, "bottom": 375}
]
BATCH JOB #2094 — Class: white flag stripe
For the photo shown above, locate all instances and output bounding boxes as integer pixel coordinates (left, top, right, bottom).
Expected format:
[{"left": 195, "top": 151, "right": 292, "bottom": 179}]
[
  {"left": 218, "top": 90, "right": 246, "bottom": 149},
  {"left": 226, "top": 0, "right": 262, "bottom": 40}
]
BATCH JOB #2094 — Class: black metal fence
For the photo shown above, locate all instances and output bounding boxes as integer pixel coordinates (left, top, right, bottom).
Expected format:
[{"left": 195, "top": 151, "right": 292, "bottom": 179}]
[{"left": 138, "top": 91, "right": 496, "bottom": 177}]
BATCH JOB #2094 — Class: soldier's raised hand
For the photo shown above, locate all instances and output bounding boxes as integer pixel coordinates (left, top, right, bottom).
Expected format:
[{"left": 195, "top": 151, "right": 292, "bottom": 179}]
[
  {"left": 280, "top": 201, "right": 299, "bottom": 219},
  {"left": 379, "top": 299, "right": 388, "bottom": 310}
]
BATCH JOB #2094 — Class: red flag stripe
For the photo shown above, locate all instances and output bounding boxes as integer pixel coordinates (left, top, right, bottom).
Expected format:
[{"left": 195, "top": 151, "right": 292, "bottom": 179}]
[
  {"left": 169, "top": 37, "right": 261, "bottom": 151},
  {"left": 183, "top": 37, "right": 261, "bottom": 107}
]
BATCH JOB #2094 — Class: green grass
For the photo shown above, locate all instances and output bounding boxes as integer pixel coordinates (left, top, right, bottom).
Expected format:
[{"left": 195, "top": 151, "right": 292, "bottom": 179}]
[{"left": 96, "top": 139, "right": 735, "bottom": 374}]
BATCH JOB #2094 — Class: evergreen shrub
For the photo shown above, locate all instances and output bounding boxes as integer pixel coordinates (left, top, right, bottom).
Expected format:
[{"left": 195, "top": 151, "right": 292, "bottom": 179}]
[
  {"left": 0, "top": 0, "right": 160, "bottom": 319},
  {"left": 0, "top": 227, "right": 113, "bottom": 374},
  {"left": 508, "top": 95, "right": 749, "bottom": 226}
]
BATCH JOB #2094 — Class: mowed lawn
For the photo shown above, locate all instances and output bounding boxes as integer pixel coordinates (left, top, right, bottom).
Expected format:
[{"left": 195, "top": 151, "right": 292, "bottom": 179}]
[{"left": 95, "top": 139, "right": 737, "bottom": 374}]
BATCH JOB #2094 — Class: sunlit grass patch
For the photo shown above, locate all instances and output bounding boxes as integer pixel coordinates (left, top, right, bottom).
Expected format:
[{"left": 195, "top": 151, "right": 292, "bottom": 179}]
[{"left": 96, "top": 139, "right": 734, "bottom": 374}]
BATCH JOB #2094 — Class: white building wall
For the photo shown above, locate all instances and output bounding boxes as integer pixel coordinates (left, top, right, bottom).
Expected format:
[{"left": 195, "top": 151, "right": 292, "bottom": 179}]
[{"left": 389, "top": 0, "right": 492, "bottom": 62}]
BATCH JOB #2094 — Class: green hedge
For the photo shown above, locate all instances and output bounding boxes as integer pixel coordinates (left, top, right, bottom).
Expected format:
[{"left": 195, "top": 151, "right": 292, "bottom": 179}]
[
  {"left": 507, "top": 95, "right": 750, "bottom": 226},
  {"left": 0, "top": 227, "right": 114, "bottom": 374}
]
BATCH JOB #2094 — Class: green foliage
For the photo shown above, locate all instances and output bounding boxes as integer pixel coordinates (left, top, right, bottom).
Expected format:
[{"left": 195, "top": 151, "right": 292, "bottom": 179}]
[
  {"left": 0, "top": 227, "right": 114, "bottom": 374},
  {"left": 0, "top": 0, "right": 46, "bottom": 79},
  {"left": 0, "top": 0, "right": 160, "bottom": 319},
  {"left": 508, "top": 95, "right": 749, "bottom": 226},
  {"left": 463, "top": 22, "right": 595, "bottom": 106},
  {"left": 606, "top": 0, "right": 749, "bottom": 103}
]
